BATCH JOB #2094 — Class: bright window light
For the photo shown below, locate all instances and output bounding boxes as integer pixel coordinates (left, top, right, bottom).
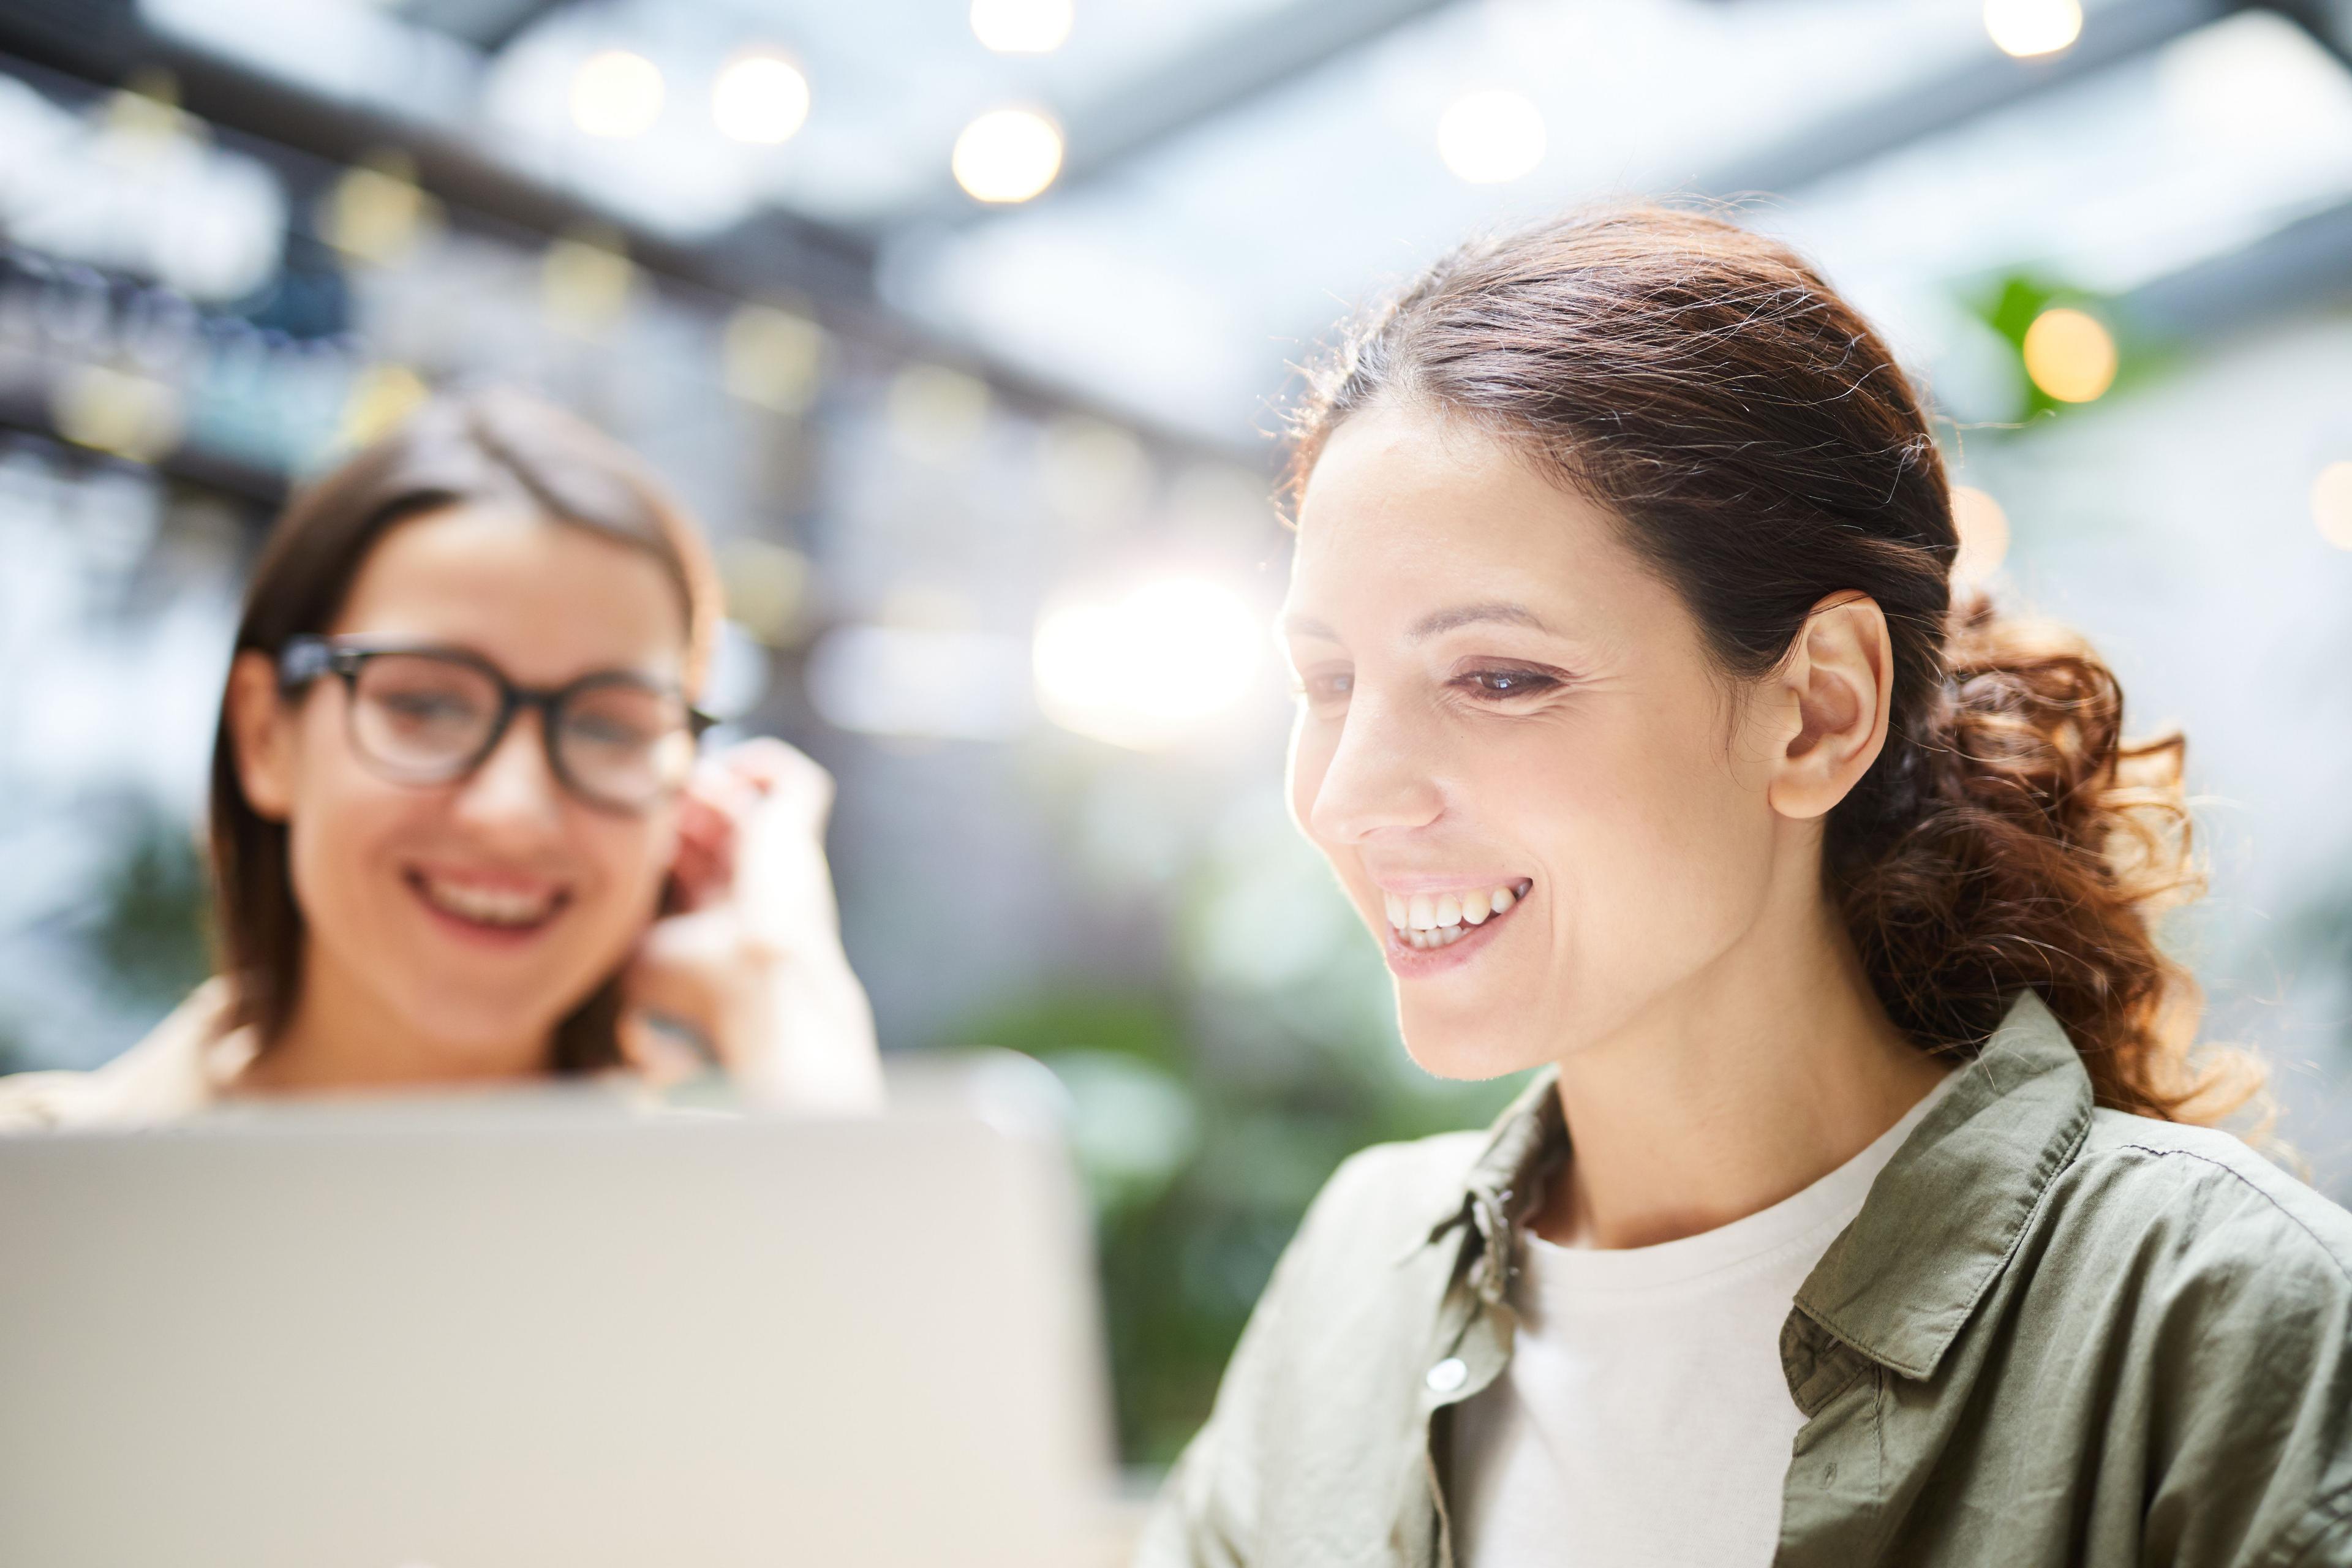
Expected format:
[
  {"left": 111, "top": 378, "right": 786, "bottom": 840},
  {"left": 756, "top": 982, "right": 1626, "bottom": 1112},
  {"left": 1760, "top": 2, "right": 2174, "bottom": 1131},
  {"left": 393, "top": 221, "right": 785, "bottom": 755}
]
[
  {"left": 2314, "top": 461, "right": 2352, "bottom": 552},
  {"left": 2021, "top": 306, "right": 2116, "bottom": 403},
  {"left": 712, "top": 51, "right": 810, "bottom": 145},
  {"left": 1033, "top": 579, "right": 1264, "bottom": 750},
  {"left": 1984, "top": 0, "right": 2082, "bottom": 59},
  {"left": 952, "top": 108, "right": 1064, "bottom": 203},
  {"left": 1436, "top": 89, "right": 1547, "bottom": 185},
  {"left": 971, "top": 0, "right": 1072, "bottom": 55},
  {"left": 570, "top": 48, "right": 664, "bottom": 139},
  {"left": 1949, "top": 486, "right": 2012, "bottom": 582}
]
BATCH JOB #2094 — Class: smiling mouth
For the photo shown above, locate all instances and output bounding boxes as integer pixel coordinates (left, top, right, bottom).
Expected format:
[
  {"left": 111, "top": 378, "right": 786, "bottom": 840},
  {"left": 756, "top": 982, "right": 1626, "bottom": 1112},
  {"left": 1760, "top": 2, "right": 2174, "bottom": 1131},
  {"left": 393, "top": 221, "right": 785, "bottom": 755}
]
[
  {"left": 1382, "top": 879, "right": 1534, "bottom": 951},
  {"left": 406, "top": 870, "right": 571, "bottom": 934}
]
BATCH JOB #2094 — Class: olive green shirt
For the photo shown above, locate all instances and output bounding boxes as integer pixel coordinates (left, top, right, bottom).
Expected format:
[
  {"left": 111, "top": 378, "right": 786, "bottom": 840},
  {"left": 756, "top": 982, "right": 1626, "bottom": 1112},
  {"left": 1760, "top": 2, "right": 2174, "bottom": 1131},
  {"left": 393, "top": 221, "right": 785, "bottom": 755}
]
[{"left": 1138, "top": 992, "right": 2352, "bottom": 1567}]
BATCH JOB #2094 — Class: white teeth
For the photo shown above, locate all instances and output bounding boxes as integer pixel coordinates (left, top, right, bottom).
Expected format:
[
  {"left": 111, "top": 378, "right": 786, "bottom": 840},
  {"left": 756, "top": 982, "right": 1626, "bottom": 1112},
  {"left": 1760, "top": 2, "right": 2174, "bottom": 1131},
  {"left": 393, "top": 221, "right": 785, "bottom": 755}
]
[
  {"left": 1384, "top": 880, "right": 1531, "bottom": 944},
  {"left": 418, "top": 875, "right": 559, "bottom": 929}
]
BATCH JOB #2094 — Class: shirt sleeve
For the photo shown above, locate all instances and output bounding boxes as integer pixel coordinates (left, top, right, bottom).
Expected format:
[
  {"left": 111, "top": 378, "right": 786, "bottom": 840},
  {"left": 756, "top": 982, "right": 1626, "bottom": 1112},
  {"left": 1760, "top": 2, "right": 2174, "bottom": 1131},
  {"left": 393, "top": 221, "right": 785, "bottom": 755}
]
[
  {"left": 1131, "top": 1202, "right": 1308, "bottom": 1568},
  {"left": 2125, "top": 1149, "right": 2352, "bottom": 1568}
]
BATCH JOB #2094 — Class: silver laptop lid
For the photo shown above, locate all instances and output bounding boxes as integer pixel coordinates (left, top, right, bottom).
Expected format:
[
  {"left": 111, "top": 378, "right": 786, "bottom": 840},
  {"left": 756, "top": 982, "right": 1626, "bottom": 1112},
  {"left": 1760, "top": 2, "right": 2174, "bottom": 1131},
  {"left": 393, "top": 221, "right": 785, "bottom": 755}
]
[{"left": 0, "top": 1060, "right": 1114, "bottom": 1568}]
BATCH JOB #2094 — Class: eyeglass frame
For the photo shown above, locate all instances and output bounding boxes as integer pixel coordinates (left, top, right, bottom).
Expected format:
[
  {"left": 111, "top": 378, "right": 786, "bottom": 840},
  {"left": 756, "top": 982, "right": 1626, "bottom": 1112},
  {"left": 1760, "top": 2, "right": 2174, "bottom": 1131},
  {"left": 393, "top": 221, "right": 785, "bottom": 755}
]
[{"left": 275, "top": 634, "right": 716, "bottom": 814}]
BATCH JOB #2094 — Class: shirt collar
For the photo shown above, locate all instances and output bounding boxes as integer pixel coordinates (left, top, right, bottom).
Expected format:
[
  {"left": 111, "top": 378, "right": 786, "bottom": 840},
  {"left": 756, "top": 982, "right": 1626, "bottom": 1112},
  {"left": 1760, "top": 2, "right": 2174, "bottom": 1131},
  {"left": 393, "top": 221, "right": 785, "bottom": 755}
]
[
  {"left": 1423, "top": 990, "right": 2094, "bottom": 1376},
  {"left": 1793, "top": 989, "right": 2093, "bottom": 1379}
]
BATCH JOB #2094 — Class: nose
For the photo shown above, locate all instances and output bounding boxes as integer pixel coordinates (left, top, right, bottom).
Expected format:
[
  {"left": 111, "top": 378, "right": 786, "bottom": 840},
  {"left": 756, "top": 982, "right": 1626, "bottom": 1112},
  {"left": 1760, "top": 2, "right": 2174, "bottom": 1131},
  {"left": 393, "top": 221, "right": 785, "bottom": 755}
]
[
  {"left": 1301, "top": 688, "right": 1446, "bottom": 846},
  {"left": 448, "top": 709, "right": 567, "bottom": 839}
]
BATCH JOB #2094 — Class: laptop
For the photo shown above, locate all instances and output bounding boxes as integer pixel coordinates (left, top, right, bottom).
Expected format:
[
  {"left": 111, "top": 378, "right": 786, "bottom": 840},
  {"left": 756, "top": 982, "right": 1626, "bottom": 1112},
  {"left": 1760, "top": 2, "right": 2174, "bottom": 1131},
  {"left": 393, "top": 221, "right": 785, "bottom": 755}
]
[{"left": 0, "top": 1057, "right": 1116, "bottom": 1568}]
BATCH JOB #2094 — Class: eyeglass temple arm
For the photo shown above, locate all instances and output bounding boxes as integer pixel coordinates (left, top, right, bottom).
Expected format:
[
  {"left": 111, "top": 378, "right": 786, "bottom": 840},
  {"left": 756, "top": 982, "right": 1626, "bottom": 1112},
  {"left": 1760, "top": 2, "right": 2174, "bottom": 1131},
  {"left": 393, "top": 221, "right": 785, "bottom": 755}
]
[{"left": 276, "top": 635, "right": 333, "bottom": 690}]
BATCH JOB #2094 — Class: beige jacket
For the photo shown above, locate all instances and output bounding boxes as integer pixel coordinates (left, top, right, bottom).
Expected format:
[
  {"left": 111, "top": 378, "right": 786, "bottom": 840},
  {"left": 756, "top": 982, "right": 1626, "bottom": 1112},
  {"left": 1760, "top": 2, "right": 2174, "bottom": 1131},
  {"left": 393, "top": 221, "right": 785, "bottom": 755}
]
[{"left": 0, "top": 980, "right": 258, "bottom": 1133}]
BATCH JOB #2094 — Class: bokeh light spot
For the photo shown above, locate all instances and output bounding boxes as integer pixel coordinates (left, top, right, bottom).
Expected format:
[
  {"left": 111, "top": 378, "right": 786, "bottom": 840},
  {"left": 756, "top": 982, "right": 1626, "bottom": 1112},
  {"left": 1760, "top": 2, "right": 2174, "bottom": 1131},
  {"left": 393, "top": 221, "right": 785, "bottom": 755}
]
[
  {"left": 952, "top": 108, "right": 1064, "bottom": 203},
  {"left": 542, "top": 229, "right": 635, "bottom": 335},
  {"left": 888, "top": 364, "right": 993, "bottom": 462},
  {"left": 1985, "top": 0, "right": 2082, "bottom": 58},
  {"left": 318, "top": 152, "right": 438, "bottom": 267},
  {"left": 1437, "top": 89, "right": 1546, "bottom": 184},
  {"left": 971, "top": 0, "right": 1074, "bottom": 55},
  {"left": 712, "top": 52, "right": 810, "bottom": 145},
  {"left": 1950, "top": 485, "right": 2012, "bottom": 583},
  {"left": 723, "top": 303, "right": 827, "bottom": 415},
  {"left": 338, "top": 363, "right": 430, "bottom": 451},
  {"left": 51, "top": 365, "right": 183, "bottom": 464},
  {"left": 2313, "top": 461, "right": 2352, "bottom": 551},
  {"left": 570, "top": 49, "right": 665, "bottom": 140},
  {"left": 2021, "top": 307, "right": 2117, "bottom": 404}
]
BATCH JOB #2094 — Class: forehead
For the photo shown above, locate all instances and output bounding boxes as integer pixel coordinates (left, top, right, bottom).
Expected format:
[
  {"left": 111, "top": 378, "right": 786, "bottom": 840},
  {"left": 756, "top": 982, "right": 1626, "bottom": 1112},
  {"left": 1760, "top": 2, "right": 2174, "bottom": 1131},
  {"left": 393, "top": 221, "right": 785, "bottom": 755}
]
[
  {"left": 1287, "top": 404, "right": 1654, "bottom": 635},
  {"left": 331, "top": 503, "right": 688, "bottom": 682}
]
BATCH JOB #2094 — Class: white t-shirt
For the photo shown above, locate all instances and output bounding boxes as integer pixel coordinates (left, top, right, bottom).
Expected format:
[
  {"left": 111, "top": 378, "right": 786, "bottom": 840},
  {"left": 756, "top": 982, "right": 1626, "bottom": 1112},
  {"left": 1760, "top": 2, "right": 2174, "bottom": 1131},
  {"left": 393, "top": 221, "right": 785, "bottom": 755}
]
[{"left": 1452, "top": 1071, "right": 1959, "bottom": 1568}]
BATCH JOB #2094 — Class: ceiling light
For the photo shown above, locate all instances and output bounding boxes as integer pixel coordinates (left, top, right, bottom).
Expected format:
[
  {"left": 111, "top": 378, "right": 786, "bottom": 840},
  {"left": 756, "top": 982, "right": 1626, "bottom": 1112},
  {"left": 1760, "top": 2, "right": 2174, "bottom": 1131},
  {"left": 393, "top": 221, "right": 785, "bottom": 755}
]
[
  {"left": 712, "top": 51, "right": 810, "bottom": 145},
  {"left": 1984, "top": 0, "right": 2082, "bottom": 58},
  {"left": 952, "top": 108, "right": 1064, "bottom": 204},
  {"left": 971, "top": 0, "right": 1072, "bottom": 55},
  {"left": 1437, "top": 89, "right": 1546, "bottom": 185},
  {"left": 570, "top": 49, "right": 664, "bottom": 140},
  {"left": 2313, "top": 461, "right": 2352, "bottom": 551}
]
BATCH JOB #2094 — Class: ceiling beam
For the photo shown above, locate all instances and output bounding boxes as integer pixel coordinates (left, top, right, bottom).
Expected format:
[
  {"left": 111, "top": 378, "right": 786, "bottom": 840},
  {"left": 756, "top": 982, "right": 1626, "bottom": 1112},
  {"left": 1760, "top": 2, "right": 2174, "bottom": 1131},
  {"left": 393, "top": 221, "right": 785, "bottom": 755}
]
[
  {"left": 2120, "top": 192, "right": 2352, "bottom": 339},
  {"left": 1697, "top": 0, "right": 2224, "bottom": 201},
  {"left": 900, "top": 0, "right": 1468, "bottom": 231},
  {"left": 0, "top": 15, "right": 1260, "bottom": 464},
  {"left": 1056, "top": 0, "right": 1466, "bottom": 187},
  {"left": 404, "top": 0, "right": 575, "bottom": 55}
]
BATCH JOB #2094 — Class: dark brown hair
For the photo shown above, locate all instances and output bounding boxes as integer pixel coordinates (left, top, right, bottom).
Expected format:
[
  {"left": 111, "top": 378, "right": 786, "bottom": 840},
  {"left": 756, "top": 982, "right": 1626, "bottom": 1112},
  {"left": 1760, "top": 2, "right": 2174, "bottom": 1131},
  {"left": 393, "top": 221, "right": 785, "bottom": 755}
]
[
  {"left": 210, "top": 385, "right": 722, "bottom": 1072},
  {"left": 1292, "top": 205, "right": 2253, "bottom": 1125}
]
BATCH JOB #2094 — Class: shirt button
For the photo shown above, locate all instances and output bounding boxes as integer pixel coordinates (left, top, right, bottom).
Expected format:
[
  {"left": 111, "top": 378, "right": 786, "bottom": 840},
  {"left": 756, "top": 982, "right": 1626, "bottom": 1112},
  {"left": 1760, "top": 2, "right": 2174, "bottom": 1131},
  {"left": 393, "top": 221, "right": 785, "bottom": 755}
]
[{"left": 1426, "top": 1357, "right": 1469, "bottom": 1394}]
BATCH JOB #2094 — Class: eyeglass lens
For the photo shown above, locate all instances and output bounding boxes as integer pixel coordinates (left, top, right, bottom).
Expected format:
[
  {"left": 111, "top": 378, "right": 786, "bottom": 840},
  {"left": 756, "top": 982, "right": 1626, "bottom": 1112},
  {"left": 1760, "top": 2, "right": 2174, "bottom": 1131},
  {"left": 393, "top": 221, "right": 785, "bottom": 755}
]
[{"left": 347, "top": 653, "right": 695, "bottom": 808}]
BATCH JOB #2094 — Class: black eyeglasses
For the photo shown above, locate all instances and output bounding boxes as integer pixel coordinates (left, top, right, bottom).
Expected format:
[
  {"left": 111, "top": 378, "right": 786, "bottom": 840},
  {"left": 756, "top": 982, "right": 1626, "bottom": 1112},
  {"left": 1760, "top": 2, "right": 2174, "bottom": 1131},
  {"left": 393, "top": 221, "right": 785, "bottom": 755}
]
[{"left": 277, "top": 636, "right": 714, "bottom": 813}]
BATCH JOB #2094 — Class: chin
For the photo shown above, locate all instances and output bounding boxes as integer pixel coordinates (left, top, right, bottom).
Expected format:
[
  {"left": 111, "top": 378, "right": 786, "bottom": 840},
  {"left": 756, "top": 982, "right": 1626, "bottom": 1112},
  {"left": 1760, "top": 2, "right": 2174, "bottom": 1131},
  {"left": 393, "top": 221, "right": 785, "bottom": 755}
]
[
  {"left": 1393, "top": 1001, "right": 1555, "bottom": 1084},
  {"left": 399, "top": 989, "right": 576, "bottom": 1069}
]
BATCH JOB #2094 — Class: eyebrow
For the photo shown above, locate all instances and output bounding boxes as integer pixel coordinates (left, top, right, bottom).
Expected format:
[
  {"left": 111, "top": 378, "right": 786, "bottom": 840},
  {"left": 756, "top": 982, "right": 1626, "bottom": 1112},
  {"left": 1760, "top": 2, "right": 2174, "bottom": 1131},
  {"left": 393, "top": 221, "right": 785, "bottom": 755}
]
[
  {"left": 1280, "top": 601, "right": 1556, "bottom": 643},
  {"left": 1408, "top": 601, "right": 1552, "bottom": 639}
]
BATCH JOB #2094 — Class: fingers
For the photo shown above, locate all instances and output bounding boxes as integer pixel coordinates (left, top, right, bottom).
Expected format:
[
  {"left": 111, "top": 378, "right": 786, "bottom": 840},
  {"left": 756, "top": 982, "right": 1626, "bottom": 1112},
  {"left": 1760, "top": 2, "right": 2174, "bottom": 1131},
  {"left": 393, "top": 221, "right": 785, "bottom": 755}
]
[
  {"left": 707, "top": 736, "right": 834, "bottom": 832},
  {"left": 622, "top": 908, "right": 745, "bottom": 1069},
  {"left": 665, "top": 784, "right": 738, "bottom": 913}
]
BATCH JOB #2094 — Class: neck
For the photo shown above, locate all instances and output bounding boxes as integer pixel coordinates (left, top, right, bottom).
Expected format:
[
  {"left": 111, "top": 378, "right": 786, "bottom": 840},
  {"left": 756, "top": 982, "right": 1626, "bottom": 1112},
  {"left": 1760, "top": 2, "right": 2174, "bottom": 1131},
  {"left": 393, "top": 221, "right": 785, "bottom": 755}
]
[
  {"left": 1534, "top": 873, "right": 1948, "bottom": 1251},
  {"left": 236, "top": 942, "right": 552, "bottom": 1096}
]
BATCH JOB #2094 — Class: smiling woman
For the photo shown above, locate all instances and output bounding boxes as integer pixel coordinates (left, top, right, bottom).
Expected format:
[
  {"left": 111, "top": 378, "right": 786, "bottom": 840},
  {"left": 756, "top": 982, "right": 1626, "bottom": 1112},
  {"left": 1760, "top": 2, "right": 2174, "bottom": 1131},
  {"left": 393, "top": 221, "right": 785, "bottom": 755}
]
[
  {"left": 0, "top": 387, "right": 880, "bottom": 1126},
  {"left": 1143, "top": 208, "right": 2352, "bottom": 1568}
]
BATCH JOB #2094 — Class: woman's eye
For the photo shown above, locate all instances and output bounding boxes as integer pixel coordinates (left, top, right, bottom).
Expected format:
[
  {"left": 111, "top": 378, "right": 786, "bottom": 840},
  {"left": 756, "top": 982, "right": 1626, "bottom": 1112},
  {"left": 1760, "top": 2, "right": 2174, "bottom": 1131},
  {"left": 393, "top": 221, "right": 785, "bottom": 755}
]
[
  {"left": 1458, "top": 668, "right": 1561, "bottom": 699},
  {"left": 1294, "top": 670, "right": 1353, "bottom": 706}
]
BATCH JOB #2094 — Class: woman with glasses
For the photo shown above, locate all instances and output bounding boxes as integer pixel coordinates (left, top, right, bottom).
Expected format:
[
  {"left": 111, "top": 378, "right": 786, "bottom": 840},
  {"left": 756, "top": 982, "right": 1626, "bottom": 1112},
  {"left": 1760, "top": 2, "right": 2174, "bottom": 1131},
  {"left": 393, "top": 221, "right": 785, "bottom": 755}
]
[{"left": 0, "top": 387, "right": 879, "bottom": 1126}]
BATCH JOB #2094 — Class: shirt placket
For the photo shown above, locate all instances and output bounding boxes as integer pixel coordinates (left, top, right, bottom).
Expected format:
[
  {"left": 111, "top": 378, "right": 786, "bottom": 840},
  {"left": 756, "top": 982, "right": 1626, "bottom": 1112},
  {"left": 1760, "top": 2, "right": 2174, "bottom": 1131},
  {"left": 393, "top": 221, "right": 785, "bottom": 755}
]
[{"left": 1411, "top": 1184, "right": 1523, "bottom": 1568}]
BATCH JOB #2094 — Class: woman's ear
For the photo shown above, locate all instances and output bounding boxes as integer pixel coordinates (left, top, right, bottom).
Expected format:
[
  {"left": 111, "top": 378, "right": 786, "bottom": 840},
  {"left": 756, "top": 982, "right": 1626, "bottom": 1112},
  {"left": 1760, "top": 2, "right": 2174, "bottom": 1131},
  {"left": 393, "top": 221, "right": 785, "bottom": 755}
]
[
  {"left": 1764, "top": 592, "right": 1894, "bottom": 821},
  {"left": 225, "top": 650, "right": 299, "bottom": 823}
]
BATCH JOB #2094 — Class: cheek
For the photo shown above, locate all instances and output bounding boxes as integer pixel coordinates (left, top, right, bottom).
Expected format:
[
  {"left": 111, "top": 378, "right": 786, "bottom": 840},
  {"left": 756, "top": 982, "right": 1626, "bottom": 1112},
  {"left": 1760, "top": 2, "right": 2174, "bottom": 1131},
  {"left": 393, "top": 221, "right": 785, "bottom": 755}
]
[
  {"left": 280, "top": 719, "right": 423, "bottom": 925},
  {"left": 570, "top": 812, "right": 678, "bottom": 922},
  {"left": 1543, "top": 707, "right": 1777, "bottom": 963}
]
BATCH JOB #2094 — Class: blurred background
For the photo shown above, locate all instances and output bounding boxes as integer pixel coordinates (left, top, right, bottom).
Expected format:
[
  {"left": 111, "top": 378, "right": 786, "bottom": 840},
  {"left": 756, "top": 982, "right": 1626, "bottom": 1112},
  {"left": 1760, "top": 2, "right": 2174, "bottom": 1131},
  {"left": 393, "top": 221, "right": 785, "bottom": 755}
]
[{"left": 1, "top": 0, "right": 2349, "bottom": 1472}]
